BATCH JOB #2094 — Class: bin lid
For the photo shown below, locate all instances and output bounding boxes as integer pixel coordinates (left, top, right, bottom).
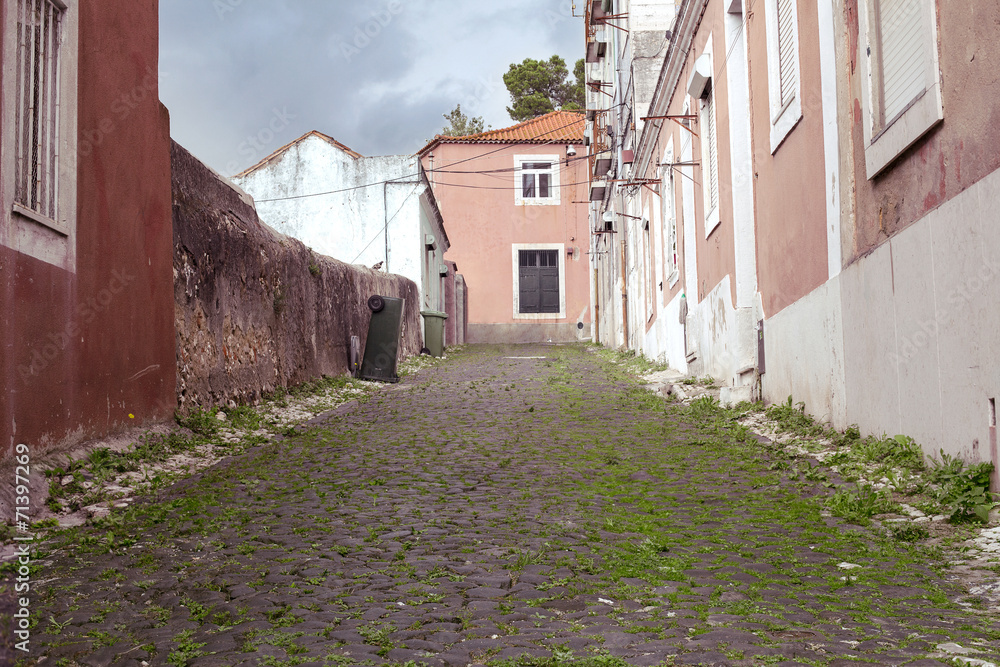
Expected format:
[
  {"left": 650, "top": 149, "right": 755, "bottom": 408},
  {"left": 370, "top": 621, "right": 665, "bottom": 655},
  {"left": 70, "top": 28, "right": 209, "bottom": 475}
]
[{"left": 420, "top": 310, "right": 448, "bottom": 318}]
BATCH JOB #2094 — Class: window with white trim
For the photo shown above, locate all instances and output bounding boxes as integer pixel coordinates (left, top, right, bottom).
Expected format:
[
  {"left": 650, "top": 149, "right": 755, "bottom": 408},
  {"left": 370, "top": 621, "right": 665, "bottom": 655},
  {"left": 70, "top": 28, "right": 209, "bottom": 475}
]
[
  {"left": 701, "top": 87, "right": 720, "bottom": 236},
  {"left": 858, "top": 0, "right": 942, "bottom": 178},
  {"left": 688, "top": 45, "right": 720, "bottom": 237},
  {"left": 764, "top": 0, "right": 802, "bottom": 152},
  {"left": 514, "top": 155, "right": 560, "bottom": 205},
  {"left": 643, "top": 218, "right": 654, "bottom": 318},
  {"left": 1, "top": 0, "right": 78, "bottom": 270},
  {"left": 661, "top": 143, "right": 679, "bottom": 287}
]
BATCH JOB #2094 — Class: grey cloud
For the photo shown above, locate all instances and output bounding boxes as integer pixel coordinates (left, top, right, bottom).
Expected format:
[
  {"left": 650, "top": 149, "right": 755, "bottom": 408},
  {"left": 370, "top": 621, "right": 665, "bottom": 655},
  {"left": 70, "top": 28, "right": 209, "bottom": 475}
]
[{"left": 160, "top": 0, "right": 583, "bottom": 173}]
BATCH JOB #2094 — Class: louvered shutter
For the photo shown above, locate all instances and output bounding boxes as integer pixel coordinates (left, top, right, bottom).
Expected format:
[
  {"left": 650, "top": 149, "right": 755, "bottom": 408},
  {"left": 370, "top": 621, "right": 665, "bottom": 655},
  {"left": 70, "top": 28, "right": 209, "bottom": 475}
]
[
  {"left": 519, "top": 266, "right": 540, "bottom": 313},
  {"left": 877, "top": 0, "right": 929, "bottom": 124},
  {"left": 704, "top": 92, "right": 719, "bottom": 212},
  {"left": 776, "top": 0, "right": 797, "bottom": 107},
  {"left": 540, "top": 267, "right": 560, "bottom": 313}
]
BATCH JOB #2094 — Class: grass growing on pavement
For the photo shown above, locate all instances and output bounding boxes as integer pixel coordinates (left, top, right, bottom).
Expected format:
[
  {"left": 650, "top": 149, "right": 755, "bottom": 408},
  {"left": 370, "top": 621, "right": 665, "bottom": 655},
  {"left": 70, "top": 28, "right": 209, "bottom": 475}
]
[{"left": 13, "top": 344, "right": 1000, "bottom": 667}]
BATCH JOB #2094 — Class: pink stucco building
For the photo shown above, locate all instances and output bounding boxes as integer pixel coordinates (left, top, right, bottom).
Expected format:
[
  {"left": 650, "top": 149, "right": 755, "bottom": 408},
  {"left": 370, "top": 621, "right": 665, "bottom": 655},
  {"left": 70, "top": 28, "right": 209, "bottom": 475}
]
[
  {"left": 588, "top": 0, "right": 1000, "bottom": 467},
  {"left": 419, "top": 111, "right": 592, "bottom": 344}
]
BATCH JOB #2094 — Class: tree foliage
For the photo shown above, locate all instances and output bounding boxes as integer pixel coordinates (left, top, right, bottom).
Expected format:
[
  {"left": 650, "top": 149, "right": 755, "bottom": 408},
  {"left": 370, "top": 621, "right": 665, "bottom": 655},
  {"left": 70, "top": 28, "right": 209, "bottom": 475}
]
[
  {"left": 440, "top": 104, "right": 487, "bottom": 137},
  {"left": 503, "top": 55, "right": 586, "bottom": 122}
]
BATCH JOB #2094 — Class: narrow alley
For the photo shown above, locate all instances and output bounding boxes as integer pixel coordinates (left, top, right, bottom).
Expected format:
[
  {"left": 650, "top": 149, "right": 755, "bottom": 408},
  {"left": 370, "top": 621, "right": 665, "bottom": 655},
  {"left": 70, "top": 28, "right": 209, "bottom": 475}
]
[{"left": 21, "top": 345, "right": 1000, "bottom": 667}]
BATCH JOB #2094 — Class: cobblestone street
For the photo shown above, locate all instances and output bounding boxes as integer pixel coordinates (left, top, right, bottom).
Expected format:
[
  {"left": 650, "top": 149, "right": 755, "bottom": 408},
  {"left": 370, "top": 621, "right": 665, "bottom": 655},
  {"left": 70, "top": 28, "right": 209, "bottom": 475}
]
[{"left": 17, "top": 344, "right": 1000, "bottom": 666}]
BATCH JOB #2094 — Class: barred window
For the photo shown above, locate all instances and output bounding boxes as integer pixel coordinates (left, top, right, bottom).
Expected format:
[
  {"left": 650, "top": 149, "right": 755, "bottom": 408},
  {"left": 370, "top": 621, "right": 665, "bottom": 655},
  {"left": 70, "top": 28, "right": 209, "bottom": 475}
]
[{"left": 14, "top": 0, "right": 65, "bottom": 225}]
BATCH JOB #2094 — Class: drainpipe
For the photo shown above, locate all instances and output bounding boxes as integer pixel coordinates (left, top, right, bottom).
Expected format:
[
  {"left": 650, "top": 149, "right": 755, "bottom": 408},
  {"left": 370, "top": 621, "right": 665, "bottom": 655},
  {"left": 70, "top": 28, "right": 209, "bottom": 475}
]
[
  {"left": 593, "top": 267, "right": 600, "bottom": 343},
  {"left": 620, "top": 222, "right": 628, "bottom": 347}
]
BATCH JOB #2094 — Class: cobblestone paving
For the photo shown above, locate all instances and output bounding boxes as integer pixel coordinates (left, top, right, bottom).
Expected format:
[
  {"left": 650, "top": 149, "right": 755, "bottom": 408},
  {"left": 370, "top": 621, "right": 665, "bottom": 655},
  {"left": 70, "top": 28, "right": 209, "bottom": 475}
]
[{"left": 16, "top": 344, "right": 1000, "bottom": 666}]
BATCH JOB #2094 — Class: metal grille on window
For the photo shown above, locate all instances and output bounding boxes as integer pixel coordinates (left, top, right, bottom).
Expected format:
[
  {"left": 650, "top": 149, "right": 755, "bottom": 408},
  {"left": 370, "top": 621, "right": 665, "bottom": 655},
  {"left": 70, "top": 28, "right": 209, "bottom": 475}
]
[
  {"left": 703, "top": 90, "right": 719, "bottom": 213},
  {"left": 776, "top": 0, "right": 797, "bottom": 108},
  {"left": 518, "top": 250, "right": 559, "bottom": 314},
  {"left": 14, "top": 0, "right": 64, "bottom": 222},
  {"left": 876, "top": 0, "right": 929, "bottom": 126}
]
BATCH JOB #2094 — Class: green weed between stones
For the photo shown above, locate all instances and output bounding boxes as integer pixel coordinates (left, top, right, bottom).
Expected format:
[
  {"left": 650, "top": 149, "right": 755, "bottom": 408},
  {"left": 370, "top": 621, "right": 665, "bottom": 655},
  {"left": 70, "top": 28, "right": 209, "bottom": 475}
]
[{"left": 13, "top": 344, "right": 1000, "bottom": 666}]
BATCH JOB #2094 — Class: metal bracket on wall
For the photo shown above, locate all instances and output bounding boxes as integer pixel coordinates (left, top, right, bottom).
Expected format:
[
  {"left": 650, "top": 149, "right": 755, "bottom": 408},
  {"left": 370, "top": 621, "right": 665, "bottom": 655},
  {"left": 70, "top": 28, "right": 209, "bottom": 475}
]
[{"left": 642, "top": 114, "right": 699, "bottom": 138}]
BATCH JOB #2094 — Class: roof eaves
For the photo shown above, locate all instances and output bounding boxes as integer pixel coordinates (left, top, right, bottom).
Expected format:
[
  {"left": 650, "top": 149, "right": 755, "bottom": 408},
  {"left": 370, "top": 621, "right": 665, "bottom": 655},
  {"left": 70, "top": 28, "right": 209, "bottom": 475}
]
[{"left": 233, "top": 130, "right": 362, "bottom": 178}]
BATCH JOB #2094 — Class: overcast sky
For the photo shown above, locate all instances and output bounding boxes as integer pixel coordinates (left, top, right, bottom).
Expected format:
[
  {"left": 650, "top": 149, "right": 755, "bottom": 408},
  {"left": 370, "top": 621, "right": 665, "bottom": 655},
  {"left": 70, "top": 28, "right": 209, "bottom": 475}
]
[{"left": 159, "top": 1, "right": 584, "bottom": 176}]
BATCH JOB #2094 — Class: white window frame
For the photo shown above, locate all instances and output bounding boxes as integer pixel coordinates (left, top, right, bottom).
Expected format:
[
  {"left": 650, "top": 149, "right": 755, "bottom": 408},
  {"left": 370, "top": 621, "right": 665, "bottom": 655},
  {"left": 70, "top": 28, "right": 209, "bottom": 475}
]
[
  {"left": 688, "top": 40, "right": 721, "bottom": 239},
  {"left": 1, "top": 0, "right": 79, "bottom": 271},
  {"left": 687, "top": 42, "right": 721, "bottom": 238},
  {"left": 764, "top": 0, "right": 802, "bottom": 153},
  {"left": 661, "top": 140, "right": 679, "bottom": 289},
  {"left": 642, "top": 215, "right": 654, "bottom": 321},
  {"left": 857, "top": 0, "right": 942, "bottom": 179},
  {"left": 514, "top": 155, "right": 560, "bottom": 206},
  {"left": 511, "top": 243, "right": 566, "bottom": 319}
]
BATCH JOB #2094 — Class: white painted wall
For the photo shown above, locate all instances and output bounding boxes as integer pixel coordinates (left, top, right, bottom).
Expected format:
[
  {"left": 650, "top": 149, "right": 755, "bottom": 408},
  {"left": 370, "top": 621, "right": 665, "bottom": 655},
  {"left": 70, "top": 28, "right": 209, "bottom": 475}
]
[
  {"left": 763, "top": 166, "right": 1000, "bottom": 462},
  {"left": 686, "top": 275, "right": 739, "bottom": 383},
  {"left": 233, "top": 134, "right": 448, "bottom": 317},
  {"left": 762, "top": 277, "right": 847, "bottom": 427}
]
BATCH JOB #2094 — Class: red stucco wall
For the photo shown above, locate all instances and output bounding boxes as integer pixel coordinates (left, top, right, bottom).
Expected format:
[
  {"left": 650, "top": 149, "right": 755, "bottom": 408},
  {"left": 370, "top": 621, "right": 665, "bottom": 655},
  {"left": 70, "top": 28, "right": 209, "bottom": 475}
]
[
  {"left": 748, "top": 0, "right": 831, "bottom": 317},
  {"left": 844, "top": 1, "right": 1000, "bottom": 260},
  {"left": 1, "top": 0, "right": 174, "bottom": 454}
]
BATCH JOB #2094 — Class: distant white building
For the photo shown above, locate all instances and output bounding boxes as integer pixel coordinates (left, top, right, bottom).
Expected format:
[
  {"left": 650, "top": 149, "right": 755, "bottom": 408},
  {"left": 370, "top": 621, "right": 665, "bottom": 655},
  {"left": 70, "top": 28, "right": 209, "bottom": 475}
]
[{"left": 233, "top": 131, "right": 450, "bottom": 321}]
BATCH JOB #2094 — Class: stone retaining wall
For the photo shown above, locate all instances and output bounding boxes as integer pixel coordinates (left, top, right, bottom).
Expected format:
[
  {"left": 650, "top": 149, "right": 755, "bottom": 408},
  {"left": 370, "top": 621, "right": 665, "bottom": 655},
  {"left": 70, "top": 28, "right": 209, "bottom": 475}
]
[{"left": 172, "top": 141, "right": 421, "bottom": 411}]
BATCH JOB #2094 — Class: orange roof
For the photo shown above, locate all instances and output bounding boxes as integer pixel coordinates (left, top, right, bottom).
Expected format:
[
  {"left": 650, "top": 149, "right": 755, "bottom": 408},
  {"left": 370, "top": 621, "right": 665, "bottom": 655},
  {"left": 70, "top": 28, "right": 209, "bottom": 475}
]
[
  {"left": 419, "top": 110, "right": 585, "bottom": 154},
  {"left": 234, "top": 130, "right": 362, "bottom": 178}
]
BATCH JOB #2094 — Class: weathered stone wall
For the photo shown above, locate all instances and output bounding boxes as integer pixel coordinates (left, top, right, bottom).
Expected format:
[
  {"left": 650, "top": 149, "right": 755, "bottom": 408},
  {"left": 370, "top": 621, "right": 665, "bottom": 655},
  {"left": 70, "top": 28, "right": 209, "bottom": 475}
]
[{"left": 172, "top": 141, "right": 421, "bottom": 411}]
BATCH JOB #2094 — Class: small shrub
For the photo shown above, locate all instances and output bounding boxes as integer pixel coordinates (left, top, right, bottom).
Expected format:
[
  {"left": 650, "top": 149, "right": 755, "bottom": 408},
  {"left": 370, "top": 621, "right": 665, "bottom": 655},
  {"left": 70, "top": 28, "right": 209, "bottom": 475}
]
[
  {"left": 928, "top": 451, "right": 997, "bottom": 523},
  {"left": 227, "top": 405, "right": 263, "bottom": 431},
  {"left": 826, "top": 484, "right": 898, "bottom": 525},
  {"left": 176, "top": 409, "right": 220, "bottom": 437},
  {"left": 766, "top": 396, "right": 825, "bottom": 437},
  {"left": 888, "top": 523, "right": 930, "bottom": 541},
  {"left": 854, "top": 434, "right": 925, "bottom": 471},
  {"left": 687, "top": 395, "right": 721, "bottom": 418}
]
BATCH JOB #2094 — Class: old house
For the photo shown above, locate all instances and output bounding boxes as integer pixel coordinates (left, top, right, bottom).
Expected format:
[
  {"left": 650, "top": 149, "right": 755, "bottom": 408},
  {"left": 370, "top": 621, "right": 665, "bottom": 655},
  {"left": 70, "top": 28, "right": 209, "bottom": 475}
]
[
  {"left": 232, "top": 131, "right": 456, "bottom": 349},
  {"left": 587, "top": 0, "right": 1000, "bottom": 465},
  {"left": 419, "top": 111, "right": 592, "bottom": 344},
  {"left": 1, "top": 0, "right": 175, "bottom": 453}
]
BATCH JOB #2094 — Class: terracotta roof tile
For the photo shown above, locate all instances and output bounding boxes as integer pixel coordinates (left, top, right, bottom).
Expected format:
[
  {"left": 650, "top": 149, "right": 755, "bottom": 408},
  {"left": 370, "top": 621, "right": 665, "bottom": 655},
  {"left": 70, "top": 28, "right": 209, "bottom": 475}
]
[{"left": 421, "top": 111, "right": 585, "bottom": 153}]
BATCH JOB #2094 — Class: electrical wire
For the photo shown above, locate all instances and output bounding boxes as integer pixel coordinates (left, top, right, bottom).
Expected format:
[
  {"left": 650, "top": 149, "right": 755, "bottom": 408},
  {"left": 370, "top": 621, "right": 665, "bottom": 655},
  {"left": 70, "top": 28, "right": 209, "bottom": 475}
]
[
  {"left": 349, "top": 182, "right": 422, "bottom": 265},
  {"left": 253, "top": 102, "right": 631, "bottom": 203}
]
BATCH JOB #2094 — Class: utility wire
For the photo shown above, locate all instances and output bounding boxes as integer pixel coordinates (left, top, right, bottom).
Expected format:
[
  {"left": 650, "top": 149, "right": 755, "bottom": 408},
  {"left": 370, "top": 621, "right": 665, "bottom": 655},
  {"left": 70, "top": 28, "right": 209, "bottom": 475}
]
[
  {"left": 349, "top": 182, "right": 422, "bottom": 264},
  {"left": 253, "top": 104, "right": 630, "bottom": 204}
]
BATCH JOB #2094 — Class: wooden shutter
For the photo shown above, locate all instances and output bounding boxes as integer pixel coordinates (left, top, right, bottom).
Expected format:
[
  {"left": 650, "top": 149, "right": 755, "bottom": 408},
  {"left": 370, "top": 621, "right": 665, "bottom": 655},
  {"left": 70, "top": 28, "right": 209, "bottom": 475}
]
[
  {"left": 518, "top": 250, "right": 559, "bottom": 314},
  {"left": 703, "top": 91, "right": 719, "bottom": 212},
  {"left": 539, "top": 251, "right": 559, "bottom": 313},
  {"left": 519, "top": 270, "right": 540, "bottom": 314},
  {"left": 776, "top": 0, "right": 797, "bottom": 107},
  {"left": 877, "top": 0, "right": 929, "bottom": 124}
]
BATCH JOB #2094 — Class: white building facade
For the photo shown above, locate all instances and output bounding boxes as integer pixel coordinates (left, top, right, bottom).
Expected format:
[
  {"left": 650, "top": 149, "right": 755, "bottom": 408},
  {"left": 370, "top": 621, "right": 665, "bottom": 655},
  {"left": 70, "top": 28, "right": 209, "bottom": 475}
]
[{"left": 233, "top": 132, "right": 451, "bottom": 337}]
